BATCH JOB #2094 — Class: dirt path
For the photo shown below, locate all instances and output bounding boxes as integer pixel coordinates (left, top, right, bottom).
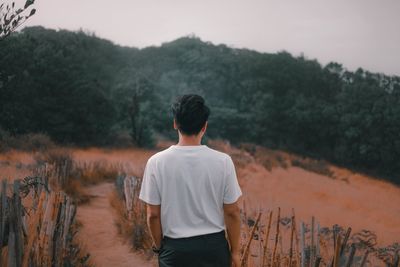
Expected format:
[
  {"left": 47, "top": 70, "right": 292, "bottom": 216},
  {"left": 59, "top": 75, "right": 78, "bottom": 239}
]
[{"left": 76, "top": 183, "right": 156, "bottom": 267}]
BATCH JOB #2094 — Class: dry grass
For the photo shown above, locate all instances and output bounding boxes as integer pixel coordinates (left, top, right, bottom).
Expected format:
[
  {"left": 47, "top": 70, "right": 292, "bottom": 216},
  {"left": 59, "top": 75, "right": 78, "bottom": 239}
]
[
  {"left": 73, "top": 161, "right": 122, "bottom": 185},
  {"left": 240, "top": 143, "right": 290, "bottom": 170},
  {"left": 65, "top": 223, "right": 94, "bottom": 267},
  {"left": 71, "top": 147, "right": 153, "bottom": 178},
  {"left": 239, "top": 208, "right": 400, "bottom": 267},
  {"left": 3, "top": 142, "right": 399, "bottom": 266},
  {"left": 32, "top": 149, "right": 125, "bottom": 204},
  {"left": 0, "top": 132, "right": 55, "bottom": 152},
  {"left": 1, "top": 146, "right": 155, "bottom": 265},
  {"left": 0, "top": 150, "right": 37, "bottom": 180},
  {"left": 0, "top": 177, "right": 92, "bottom": 267},
  {"left": 208, "top": 140, "right": 291, "bottom": 171},
  {"left": 110, "top": 180, "right": 152, "bottom": 251},
  {"left": 63, "top": 179, "right": 91, "bottom": 204},
  {"left": 210, "top": 140, "right": 334, "bottom": 177},
  {"left": 208, "top": 140, "right": 255, "bottom": 169},
  {"left": 291, "top": 158, "right": 334, "bottom": 178},
  {"left": 1, "top": 146, "right": 154, "bottom": 204},
  {"left": 109, "top": 189, "right": 132, "bottom": 238}
]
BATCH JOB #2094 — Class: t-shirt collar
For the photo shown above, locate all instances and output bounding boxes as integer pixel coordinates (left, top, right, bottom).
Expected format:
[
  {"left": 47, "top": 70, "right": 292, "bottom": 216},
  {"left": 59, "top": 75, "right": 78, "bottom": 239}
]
[{"left": 171, "top": 144, "right": 207, "bottom": 150}]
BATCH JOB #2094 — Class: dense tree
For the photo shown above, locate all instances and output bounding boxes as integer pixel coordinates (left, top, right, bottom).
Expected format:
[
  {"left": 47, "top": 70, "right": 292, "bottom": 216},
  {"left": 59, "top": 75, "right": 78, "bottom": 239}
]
[
  {"left": 1, "top": 27, "right": 399, "bottom": 183},
  {"left": 0, "top": 27, "right": 123, "bottom": 144}
]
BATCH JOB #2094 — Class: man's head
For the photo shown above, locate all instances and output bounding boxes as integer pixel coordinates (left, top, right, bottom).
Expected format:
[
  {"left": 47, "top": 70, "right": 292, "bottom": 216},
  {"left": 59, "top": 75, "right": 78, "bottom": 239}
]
[{"left": 171, "top": 94, "right": 210, "bottom": 136}]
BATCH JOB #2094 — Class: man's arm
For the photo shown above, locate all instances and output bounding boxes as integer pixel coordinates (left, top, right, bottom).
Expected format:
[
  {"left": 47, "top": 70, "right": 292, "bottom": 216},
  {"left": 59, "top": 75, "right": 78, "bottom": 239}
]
[
  {"left": 224, "top": 200, "right": 241, "bottom": 265},
  {"left": 146, "top": 204, "right": 162, "bottom": 248}
]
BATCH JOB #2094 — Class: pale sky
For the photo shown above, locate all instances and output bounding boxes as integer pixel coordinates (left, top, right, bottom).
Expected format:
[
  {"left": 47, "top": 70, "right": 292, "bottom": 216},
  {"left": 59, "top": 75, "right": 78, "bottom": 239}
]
[{"left": 20, "top": 0, "right": 400, "bottom": 76}]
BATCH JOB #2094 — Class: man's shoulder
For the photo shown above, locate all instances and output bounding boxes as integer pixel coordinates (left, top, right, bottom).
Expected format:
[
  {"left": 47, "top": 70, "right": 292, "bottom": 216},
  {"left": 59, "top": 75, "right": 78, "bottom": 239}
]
[
  {"left": 147, "top": 145, "right": 231, "bottom": 162},
  {"left": 205, "top": 146, "right": 231, "bottom": 160},
  {"left": 147, "top": 147, "right": 174, "bottom": 162}
]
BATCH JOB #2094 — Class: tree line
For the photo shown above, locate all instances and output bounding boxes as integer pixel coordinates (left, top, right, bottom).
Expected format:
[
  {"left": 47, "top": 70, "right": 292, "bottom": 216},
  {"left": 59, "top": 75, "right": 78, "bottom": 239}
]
[{"left": 0, "top": 26, "right": 399, "bottom": 184}]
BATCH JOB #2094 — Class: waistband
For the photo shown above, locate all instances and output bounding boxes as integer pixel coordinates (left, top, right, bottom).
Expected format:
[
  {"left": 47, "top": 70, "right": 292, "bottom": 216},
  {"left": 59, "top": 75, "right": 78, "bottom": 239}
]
[{"left": 163, "top": 230, "right": 225, "bottom": 241}]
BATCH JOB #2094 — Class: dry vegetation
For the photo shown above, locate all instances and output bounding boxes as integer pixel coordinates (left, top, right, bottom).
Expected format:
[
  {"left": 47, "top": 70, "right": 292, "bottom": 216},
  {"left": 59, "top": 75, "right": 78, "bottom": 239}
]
[
  {"left": 239, "top": 208, "right": 399, "bottom": 267},
  {"left": 0, "top": 132, "right": 55, "bottom": 153},
  {"left": 0, "top": 177, "right": 91, "bottom": 267},
  {"left": 209, "top": 140, "right": 400, "bottom": 266},
  {"left": 32, "top": 148, "right": 128, "bottom": 204},
  {"left": 211, "top": 140, "right": 334, "bottom": 178},
  {"left": 1, "top": 140, "right": 399, "bottom": 266},
  {"left": 113, "top": 171, "right": 399, "bottom": 267},
  {"left": 105, "top": 140, "right": 400, "bottom": 266},
  {"left": 0, "top": 144, "right": 146, "bottom": 266},
  {"left": 111, "top": 176, "right": 153, "bottom": 251}
]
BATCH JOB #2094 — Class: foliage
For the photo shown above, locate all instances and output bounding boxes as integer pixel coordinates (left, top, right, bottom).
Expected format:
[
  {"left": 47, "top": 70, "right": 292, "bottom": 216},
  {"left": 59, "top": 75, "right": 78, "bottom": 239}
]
[
  {"left": 0, "top": 0, "right": 36, "bottom": 39},
  {"left": 1, "top": 28, "right": 400, "bottom": 183},
  {"left": 291, "top": 158, "right": 334, "bottom": 178},
  {"left": 0, "top": 129, "right": 55, "bottom": 152}
]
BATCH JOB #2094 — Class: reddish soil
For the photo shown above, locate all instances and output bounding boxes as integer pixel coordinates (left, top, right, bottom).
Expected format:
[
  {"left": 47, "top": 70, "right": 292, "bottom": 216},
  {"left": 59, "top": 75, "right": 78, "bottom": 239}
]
[
  {"left": 76, "top": 182, "right": 156, "bottom": 267},
  {"left": 238, "top": 163, "right": 400, "bottom": 246},
  {"left": 1, "top": 144, "right": 399, "bottom": 266}
]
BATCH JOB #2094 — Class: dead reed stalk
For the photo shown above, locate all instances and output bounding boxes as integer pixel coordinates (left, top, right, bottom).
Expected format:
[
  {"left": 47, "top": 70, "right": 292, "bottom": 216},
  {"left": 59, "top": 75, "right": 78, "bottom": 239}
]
[
  {"left": 262, "top": 210, "right": 273, "bottom": 267},
  {"left": 271, "top": 207, "right": 281, "bottom": 267},
  {"left": 360, "top": 250, "right": 369, "bottom": 267},
  {"left": 340, "top": 227, "right": 352, "bottom": 256},
  {"left": 0, "top": 177, "right": 87, "bottom": 267},
  {"left": 310, "top": 216, "right": 315, "bottom": 267},
  {"left": 293, "top": 209, "right": 300, "bottom": 267},
  {"left": 300, "top": 222, "right": 306, "bottom": 267},
  {"left": 344, "top": 243, "right": 356, "bottom": 267},
  {"left": 333, "top": 234, "right": 341, "bottom": 267},
  {"left": 241, "top": 212, "right": 262, "bottom": 267},
  {"left": 289, "top": 211, "right": 295, "bottom": 267}
]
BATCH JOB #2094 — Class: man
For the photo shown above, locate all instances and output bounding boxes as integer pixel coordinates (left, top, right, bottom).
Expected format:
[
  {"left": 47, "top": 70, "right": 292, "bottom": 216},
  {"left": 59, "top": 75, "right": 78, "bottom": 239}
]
[{"left": 139, "top": 94, "right": 242, "bottom": 267}]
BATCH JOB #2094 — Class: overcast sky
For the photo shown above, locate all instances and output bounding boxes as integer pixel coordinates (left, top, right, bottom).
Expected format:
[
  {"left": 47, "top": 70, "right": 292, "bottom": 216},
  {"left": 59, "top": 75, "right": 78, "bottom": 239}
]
[{"left": 21, "top": 0, "right": 400, "bottom": 76}]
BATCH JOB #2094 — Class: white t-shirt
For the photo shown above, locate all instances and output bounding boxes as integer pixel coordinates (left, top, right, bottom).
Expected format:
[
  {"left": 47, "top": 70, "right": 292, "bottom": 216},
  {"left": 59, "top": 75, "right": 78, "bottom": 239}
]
[{"left": 139, "top": 144, "right": 242, "bottom": 238}]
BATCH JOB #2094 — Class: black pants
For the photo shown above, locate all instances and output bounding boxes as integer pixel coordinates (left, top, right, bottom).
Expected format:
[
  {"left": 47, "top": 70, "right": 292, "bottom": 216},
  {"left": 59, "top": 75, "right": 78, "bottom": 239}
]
[{"left": 158, "top": 230, "right": 231, "bottom": 267}]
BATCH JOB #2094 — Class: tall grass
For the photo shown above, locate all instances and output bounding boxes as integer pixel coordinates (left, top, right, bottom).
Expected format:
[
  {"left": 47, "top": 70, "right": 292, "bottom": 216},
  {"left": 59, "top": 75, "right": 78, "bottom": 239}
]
[
  {"left": 291, "top": 158, "right": 334, "bottom": 178},
  {"left": 0, "top": 132, "right": 55, "bottom": 152},
  {"left": 0, "top": 177, "right": 91, "bottom": 267},
  {"left": 112, "top": 175, "right": 152, "bottom": 250},
  {"left": 32, "top": 149, "right": 127, "bottom": 204},
  {"left": 238, "top": 205, "right": 400, "bottom": 267},
  {"left": 20, "top": 144, "right": 399, "bottom": 266},
  {"left": 111, "top": 174, "right": 399, "bottom": 267}
]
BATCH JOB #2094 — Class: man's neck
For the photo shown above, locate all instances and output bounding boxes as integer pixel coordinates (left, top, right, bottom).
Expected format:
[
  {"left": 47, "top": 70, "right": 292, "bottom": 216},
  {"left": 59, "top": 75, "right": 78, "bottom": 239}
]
[{"left": 177, "top": 133, "right": 202, "bottom": 146}]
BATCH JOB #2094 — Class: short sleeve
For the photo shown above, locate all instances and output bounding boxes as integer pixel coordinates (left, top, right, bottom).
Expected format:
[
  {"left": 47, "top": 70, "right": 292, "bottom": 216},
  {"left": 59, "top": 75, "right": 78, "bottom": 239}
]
[
  {"left": 223, "top": 156, "right": 242, "bottom": 204},
  {"left": 139, "top": 157, "right": 161, "bottom": 205}
]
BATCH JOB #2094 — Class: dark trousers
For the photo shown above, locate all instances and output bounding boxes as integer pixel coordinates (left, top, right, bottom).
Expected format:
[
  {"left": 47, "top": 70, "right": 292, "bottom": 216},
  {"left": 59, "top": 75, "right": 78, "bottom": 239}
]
[{"left": 158, "top": 230, "right": 231, "bottom": 267}]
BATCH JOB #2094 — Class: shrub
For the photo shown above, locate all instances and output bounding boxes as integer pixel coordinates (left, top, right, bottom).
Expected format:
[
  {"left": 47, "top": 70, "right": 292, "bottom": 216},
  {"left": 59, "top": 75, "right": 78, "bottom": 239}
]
[
  {"left": 0, "top": 131, "right": 55, "bottom": 152},
  {"left": 74, "top": 161, "right": 122, "bottom": 185},
  {"left": 22, "top": 133, "right": 55, "bottom": 151},
  {"left": 112, "top": 175, "right": 152, "bottom": 251},
  {"left": 291, "top": 158, "right": 334, "bottom": 178}
]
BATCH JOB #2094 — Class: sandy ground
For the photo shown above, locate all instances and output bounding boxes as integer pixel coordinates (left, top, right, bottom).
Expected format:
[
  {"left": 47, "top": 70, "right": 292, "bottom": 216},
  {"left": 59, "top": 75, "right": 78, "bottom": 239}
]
[
  {"left": 239, "top": 163, "right": 400, "bottom": 247},
  {"left": 76, "top": 182, "right": 156, "bottom": 267}
]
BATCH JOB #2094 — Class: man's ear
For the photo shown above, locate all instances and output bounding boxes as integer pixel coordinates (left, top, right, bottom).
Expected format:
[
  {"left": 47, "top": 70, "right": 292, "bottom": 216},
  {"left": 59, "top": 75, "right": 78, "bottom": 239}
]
[
  {"left": 201, "top": 121, "right": 208, "bottom": 133},
  {"left": 173, "top": 119, "right": 178, "bottom": 130}
]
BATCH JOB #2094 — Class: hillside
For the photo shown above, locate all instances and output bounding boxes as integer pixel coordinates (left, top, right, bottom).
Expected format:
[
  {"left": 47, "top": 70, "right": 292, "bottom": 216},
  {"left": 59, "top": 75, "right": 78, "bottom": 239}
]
[
  {"left": 1, "top": 143, "right": 399, "bottom": 265},
  {"left": 1, "top": 26, "right": 400, "bottom": 184},
  {"left": 208, "top": 141, "right": 400, "bottom": 247}
]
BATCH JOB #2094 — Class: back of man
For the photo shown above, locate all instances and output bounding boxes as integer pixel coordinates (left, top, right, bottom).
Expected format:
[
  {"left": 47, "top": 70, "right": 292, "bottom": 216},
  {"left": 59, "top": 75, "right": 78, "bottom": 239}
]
[
  {"left": 139, "top": 95, "right": 242, "bottom": 267},
  {"left": 140, "top": 144, "right": 241, "bottom": 237}
]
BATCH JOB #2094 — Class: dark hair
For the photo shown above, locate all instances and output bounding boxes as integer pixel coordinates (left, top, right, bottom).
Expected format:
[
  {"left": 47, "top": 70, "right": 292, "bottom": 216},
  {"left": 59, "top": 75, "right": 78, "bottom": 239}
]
[{"left": 171, "top": 94, "right": 210, "bottom": 135}]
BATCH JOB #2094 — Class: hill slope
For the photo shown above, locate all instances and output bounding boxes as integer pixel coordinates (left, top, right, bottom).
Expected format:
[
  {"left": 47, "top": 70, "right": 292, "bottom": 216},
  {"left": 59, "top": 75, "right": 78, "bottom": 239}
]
[{"left": 209, "top": 141, "right": 400, "bottom": 247}]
